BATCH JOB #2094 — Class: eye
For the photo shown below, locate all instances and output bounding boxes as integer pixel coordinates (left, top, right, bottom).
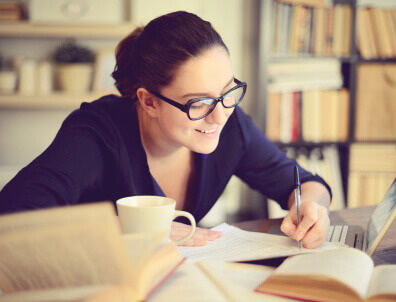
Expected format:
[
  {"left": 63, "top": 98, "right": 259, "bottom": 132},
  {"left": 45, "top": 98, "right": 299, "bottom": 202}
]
[
  {"left": 224, "top": 90, "right": 233, "bottom": 99},
  {"left": 190, "top": 98, "right": 213, "bottom": 109},
  {"left": 190, "top": 103, "right": 205, "bottom": 110}
]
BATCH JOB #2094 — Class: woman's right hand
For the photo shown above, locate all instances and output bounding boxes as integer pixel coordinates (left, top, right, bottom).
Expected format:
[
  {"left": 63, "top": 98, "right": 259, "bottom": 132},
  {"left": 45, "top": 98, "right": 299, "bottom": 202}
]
[{"left": 170, "top": 221, "right": 222, "bottom": 246}]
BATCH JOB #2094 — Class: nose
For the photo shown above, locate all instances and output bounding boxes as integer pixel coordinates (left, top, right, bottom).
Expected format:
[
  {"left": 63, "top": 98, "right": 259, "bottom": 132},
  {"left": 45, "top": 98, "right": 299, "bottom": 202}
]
[{"left": 204, "top": 101, "right": 228, "bottom": 125}]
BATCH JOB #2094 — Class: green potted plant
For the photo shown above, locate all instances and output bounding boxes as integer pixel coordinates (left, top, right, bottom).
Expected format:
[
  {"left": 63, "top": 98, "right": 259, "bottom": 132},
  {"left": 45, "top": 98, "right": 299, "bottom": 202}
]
[{"left": 54, "top": 41, "right": 95, "bottom": 93}]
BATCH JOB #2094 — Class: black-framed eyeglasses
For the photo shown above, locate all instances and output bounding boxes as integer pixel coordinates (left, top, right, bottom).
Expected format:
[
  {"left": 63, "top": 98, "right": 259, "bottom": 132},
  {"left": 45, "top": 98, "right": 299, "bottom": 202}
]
[{"left": 150, "top": 78, "right": 247, "bottom": 120}]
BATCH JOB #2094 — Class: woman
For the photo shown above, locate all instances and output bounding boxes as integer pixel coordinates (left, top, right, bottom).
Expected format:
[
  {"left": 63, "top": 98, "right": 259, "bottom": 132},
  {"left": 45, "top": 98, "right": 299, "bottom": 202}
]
[{"left": 0, "top": 11, "right": 331, "bottom": 248}]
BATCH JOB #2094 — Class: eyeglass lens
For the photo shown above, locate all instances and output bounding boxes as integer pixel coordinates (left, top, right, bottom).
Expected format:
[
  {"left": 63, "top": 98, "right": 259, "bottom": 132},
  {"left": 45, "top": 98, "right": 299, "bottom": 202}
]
[{"left": 189, "top": 85, "right": 245, "bottom": 119}]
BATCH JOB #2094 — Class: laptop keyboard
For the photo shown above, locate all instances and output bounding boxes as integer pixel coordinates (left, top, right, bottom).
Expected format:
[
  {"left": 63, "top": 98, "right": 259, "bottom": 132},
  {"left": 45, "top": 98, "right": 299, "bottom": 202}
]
[
  {"left": 327, "top": 225, "right": 348, "bottom": 244},
  {"left": 327, "top": 225, "right": 364, "bottom": 250}
]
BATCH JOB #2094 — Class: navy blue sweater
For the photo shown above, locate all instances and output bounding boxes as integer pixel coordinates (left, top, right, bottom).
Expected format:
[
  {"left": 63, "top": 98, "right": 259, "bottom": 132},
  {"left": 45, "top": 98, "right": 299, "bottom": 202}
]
[{"left": 0, "top": 95, "right": 331, "bottom": 221}]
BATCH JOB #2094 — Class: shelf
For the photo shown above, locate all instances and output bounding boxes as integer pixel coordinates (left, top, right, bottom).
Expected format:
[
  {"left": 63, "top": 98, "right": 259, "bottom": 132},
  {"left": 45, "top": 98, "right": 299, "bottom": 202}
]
[
  {"left": 357, "top": 58, "right": 396, "bottom": 63},
  {"left": 0, "top": 21, "right": 136, "bottom": 38},
  {"left": 0, "top": 92, "right": 107, "bottom": 110},
  {"left": 275, "top": 141, "right": 350, "bottom": 148},
  {"left": 270, "top": 55, "right": 355, "bottom": 62}
]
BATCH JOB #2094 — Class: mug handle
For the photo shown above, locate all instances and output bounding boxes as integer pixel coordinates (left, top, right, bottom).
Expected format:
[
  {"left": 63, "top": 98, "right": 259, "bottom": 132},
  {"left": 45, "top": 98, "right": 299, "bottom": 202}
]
[{"left": 172, "top": 211, "right": 196, "bottom": 245}]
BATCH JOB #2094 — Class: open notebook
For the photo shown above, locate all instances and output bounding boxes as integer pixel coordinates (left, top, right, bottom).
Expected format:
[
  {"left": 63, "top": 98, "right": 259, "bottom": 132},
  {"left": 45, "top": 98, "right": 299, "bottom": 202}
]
[{"left": 327, "top": 178, "right": 396, "bottom": 255}]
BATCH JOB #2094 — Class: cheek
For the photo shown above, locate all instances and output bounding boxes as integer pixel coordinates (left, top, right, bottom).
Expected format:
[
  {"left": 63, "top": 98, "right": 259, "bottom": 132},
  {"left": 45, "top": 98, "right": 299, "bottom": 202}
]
[
  {"left": 158, "top": 106, "right": 194, "bottom": 133},
  {"left": 226, "top": 107, "right": 235, "bottom": 116}
]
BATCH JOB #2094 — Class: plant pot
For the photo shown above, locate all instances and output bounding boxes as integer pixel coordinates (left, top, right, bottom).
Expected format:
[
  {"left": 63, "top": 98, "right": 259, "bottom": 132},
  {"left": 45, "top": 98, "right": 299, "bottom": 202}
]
[{"left": 57, "top": 63, "right": 93, "bottom": 93}]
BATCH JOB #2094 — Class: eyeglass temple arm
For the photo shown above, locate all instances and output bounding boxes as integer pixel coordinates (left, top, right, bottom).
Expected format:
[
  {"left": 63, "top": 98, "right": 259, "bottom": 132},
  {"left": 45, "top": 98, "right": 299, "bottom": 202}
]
[{"left": 151, "top": 91, "right": 189, "bottom": 112}]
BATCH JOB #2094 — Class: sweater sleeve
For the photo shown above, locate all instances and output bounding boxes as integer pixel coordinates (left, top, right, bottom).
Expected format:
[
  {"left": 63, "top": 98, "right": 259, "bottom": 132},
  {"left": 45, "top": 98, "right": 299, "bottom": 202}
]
[
  {"left": 233, "top": 108, "right": 332, "bottom": 210},
  {"left": 0, "top": 102, "right": 120, "bottom": 214}
]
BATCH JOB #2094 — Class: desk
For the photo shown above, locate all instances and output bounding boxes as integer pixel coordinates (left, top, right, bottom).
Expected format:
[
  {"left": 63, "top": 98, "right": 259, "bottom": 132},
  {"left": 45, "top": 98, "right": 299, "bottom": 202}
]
[{"left": 234, "top": 205, "right": 396, "bottom": 266}]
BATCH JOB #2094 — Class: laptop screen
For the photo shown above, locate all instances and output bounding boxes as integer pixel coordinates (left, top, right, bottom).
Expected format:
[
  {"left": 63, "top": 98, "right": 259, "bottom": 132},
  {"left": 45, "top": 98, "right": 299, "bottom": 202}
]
[{"left": 366, "top": 179, "right": 396, "bottom": 255}]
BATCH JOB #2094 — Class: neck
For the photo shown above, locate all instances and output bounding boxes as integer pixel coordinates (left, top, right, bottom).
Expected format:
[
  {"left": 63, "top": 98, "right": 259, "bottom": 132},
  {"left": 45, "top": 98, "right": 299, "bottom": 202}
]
[{"left": 137, "top": 105, "right": 188, "bottom": 160}]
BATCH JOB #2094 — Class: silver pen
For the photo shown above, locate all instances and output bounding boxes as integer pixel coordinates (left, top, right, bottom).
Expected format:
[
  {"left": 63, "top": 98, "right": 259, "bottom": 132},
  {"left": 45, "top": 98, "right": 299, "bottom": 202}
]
[{"left": 294, "top": 165, "right": 302, "bottom": 251}]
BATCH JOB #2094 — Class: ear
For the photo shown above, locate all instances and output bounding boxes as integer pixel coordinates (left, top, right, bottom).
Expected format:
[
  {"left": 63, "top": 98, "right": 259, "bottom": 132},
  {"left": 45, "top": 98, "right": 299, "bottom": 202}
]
[{"left": 136, "top": 88, "right": 160, "bottom": 118}]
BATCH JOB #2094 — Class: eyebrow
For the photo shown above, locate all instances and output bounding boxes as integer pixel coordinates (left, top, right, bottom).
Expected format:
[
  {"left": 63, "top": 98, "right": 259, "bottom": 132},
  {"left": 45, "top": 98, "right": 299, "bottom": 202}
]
[{"left": 181, "top": 76, "right": 235, "bottom": 99}]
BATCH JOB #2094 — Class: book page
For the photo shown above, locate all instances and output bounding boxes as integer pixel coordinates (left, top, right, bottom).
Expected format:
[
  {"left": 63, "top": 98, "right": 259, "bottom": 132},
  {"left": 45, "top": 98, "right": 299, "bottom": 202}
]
[
  {"left": 178, "top": 223, "right": 338, "bottom": 263},
  {"left": 367, "top": 265, "right": 396, "bottom": 299},
  {"left": 0, "top": 285, "right": 107, "bottom": 302},
  {"left": 122, "top": 232, "right": 169, "bottom": 283},
  {"left": 197, "top": 260, "right": 298, "bottom": 302},
  {"left": 148, "top": 263, "right": 229, "bottom": 302},
  {"left": 0, "top": 203, "right": 134, "bottom": 294},
  {"left": 122, "top": 233, "right": 184, "bottom": 299},
  {"left": 273, "top": 248, "right": 374, "bottom": 300},
  {"left": 0, "top": 202, "right": 115, "bottom": 236}
]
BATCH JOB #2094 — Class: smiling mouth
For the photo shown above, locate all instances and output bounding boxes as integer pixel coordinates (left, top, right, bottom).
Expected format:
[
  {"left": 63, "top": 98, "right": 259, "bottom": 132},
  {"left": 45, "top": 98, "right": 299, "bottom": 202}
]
[{"left": 195, "top": 129, "right": 217, "bottom": 134}]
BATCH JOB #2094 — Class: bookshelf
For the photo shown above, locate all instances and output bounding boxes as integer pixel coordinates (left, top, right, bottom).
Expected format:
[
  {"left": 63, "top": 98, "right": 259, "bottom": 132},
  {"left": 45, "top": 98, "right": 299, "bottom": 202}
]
[
  {"left": 0, "top": 21, "right": 127, "bottom": 190},
  {"left": 257, "top": 0, "right": 396, "bottom": 212},
  {"left": 0, "top": 22, "right": 135, "bottom": 38},
  {"left": 0, "top": 92, "right": 105, "bottom": 110}
]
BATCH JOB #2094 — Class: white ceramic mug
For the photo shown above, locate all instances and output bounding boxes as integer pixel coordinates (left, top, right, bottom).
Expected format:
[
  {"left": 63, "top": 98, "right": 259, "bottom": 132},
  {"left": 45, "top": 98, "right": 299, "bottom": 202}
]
[{"left": 116, "top": 196, "right": 196, "bottom": 245}]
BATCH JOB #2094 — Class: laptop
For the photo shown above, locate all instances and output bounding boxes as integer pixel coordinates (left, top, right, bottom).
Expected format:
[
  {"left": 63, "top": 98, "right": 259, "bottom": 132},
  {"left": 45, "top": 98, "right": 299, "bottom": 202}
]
[{"left": 327, "top": 178, "right": 396, "bottom": 255}]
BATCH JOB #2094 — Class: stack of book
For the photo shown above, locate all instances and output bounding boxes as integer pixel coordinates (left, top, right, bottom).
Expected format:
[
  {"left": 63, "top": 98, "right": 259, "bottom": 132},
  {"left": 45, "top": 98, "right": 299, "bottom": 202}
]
[
  {"left": 267, "top": 58, "right": 343, "bottom": 91},
  {"left": 348, "top": 143, "right": 396, "bottom": 208},
  {"left": 0, "top": 1, "right": 22, "bottom": 21},
  {"left": 357, "top": 7, "right": 396, "bottom": 59},
  {"left": 272, "top": 1, "right": 352, "bottom": 57}
]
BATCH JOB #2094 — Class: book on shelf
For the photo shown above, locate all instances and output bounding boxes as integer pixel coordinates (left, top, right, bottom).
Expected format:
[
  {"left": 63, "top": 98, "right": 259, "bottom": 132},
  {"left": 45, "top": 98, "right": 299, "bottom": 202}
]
[
  {"left": 357, "top": 7, "right": 396, "bottom": 59},
  {"left": 0, "top": 203, "right": 184, "bottom": 302},
  {"left": 256, "top": 248, "right": 396, "bottom": 302},
  {"left": 266, "top": 88, "right": 349, "bottom": 143},
  {"left": 277, "top": 0, "right": 326, "bottom": 7},
  {"left": 272, "top": 2, "right": 352, "bottom": 57},
  {"left": 268, "top": 58, "right": 343, "bottom": 92},
  {"left": 324, "top": 6, "right": 334, "bottom": 56},
  {"left": 348, "top": 143, "right": 396, "bottom": 208},
  {"left": 0, "top": 1, "right": 22, "bottom": 21},
  {"left": 355, "top": 63, "right": 396, "bottom": 141}
]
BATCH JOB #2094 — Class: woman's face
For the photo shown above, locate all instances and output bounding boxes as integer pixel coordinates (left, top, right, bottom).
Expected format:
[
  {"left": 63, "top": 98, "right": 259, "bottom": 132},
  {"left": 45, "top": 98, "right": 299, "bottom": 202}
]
[{"left": 154, "top": 46, "right": 235, "bottom": 154}]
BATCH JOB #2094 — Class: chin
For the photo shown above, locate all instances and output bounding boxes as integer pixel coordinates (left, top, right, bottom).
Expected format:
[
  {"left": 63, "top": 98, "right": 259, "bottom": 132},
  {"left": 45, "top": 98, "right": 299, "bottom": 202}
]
[{"left": 191, "top": 141, "right": 219, "bottom": 154}]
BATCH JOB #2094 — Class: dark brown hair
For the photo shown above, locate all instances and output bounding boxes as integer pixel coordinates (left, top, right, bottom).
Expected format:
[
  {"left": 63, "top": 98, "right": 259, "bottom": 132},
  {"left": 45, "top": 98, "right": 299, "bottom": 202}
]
[{"left": 112, "top": 11, "right": 228, "bottom": 100}]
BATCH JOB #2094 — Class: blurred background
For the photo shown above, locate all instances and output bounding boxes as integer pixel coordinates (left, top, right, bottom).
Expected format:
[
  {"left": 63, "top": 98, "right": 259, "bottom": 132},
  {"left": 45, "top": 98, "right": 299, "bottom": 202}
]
[{"left": 0, "top": 0, "right": 395, "bottom": 227}]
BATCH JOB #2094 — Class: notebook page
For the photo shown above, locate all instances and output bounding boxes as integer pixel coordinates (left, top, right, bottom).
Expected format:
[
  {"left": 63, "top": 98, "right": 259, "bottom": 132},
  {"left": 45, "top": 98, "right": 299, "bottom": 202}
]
[
  {"left": 178, "top": 223, "right": 338, "bottom": 263},
  {"left": 148, "top": 263, "right": 228, "bottom": 302},
  {"left": 197, "top": 260, "right": 297, "bottom": 302}
]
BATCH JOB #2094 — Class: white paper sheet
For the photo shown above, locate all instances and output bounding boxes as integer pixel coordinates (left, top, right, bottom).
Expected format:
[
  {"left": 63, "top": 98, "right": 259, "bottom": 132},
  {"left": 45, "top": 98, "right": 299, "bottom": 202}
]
[{"left": 178, "top": 223, "right": 339, "bottom": 263}]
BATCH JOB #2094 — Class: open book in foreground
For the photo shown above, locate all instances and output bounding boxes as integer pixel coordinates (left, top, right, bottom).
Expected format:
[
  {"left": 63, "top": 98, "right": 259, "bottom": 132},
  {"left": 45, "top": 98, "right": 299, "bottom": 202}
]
[
  {"left": 256, "top": 247, "right": 396, "bottom": 302},
  {"left": 0, "top": 202, "right": 184, "bottom": 302}
]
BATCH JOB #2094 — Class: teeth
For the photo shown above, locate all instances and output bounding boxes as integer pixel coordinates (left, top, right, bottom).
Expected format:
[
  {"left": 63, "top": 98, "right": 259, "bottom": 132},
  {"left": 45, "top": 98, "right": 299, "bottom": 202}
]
[{"left": 196, "top": 129, "right": 216, "bottom": 134}]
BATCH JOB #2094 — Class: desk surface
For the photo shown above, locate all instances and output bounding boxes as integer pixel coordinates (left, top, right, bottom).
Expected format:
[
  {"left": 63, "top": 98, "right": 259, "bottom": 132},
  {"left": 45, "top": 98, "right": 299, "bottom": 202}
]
[{"left": 233, "top": 206, "right": 396, "bottom": 266}]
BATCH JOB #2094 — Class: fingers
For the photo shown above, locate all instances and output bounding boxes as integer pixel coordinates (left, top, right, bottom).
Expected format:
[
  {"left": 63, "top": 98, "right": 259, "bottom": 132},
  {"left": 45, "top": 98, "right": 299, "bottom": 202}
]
[
  {"left": 281, "top": 201, "right": 330, "bottom": 249},
  {"left": 171, "top": 221, "right": 222, "bottom": 246},
  {"left": 302, "top": 206, "right": 330, "bottom": 249},
  {"left": 294, "top": 202, "right": 319, "bottom": 241}
]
